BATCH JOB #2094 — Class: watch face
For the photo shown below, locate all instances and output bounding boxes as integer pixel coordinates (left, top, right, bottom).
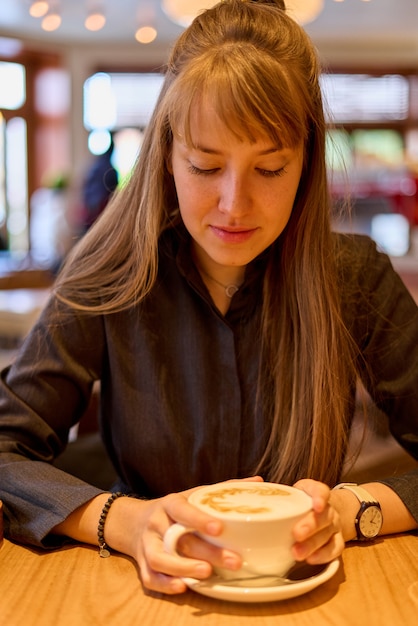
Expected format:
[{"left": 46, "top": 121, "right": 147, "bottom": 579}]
[{"left": 358, "top": 505, "right": 383, "bottom": 538}]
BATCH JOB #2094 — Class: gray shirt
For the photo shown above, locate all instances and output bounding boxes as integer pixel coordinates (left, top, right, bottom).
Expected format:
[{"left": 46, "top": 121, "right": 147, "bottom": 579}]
[{"left": 0, "top": 230, "right": 417, "bottom": 547}]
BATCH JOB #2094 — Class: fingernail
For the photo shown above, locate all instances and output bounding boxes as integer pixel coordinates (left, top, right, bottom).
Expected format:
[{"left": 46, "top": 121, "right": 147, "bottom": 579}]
[
  {"left": 170, "top": 579, "right": 186, "bottom": 593},
  {"left": 293, "top": 544, "right": 307, "bottom": 560},
  {"left": 194, "top": 563, "right": 211, "bottom": 577},
  {"left": 294, "top": 524, "right": 310, "bottom": 540},
  {"left": 206, "top": 521, "right": 222, "bottom": 535},
  {"left": 223, "top": 552, "right": 241, "bottom": 570}
]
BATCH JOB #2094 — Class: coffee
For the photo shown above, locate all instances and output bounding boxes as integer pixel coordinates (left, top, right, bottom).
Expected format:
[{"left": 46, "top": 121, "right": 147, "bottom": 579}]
[
  {"left": 164, "top": 481, "right": 312, "bottom": 580},
  {"left": 192, "top": 484, "right": 300, "bottom": 519}
]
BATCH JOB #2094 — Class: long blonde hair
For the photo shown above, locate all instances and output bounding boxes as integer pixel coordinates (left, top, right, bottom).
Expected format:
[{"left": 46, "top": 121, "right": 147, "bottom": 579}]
[{"left": 56, "top": 0, "right": 358, "bottom": 485}]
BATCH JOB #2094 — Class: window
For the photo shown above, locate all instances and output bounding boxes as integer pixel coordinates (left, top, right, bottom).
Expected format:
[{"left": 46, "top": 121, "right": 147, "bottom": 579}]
[
  {"left": 84, "top": 72, "right": 164, "bottom": 130},
  {"left": 4, "top": 116, "right": 28, "bottom": 253},
  {"left": 0, "top": 61, "right": 25, "bottom": 110},
  {"left": 0, "top": 62, "right": 28, "bottom": 253},
  {"left": 325, "top": 72, "right": 418, "bottom": 253},
  {"left": 83, "top": 71, "right": 165, "bottom": 181},
  {"left": 0, "top": 51, "right": 70, "bottom": 257},
  {"left": 320, "top": 73, "right": 409, "bottom": 123}
]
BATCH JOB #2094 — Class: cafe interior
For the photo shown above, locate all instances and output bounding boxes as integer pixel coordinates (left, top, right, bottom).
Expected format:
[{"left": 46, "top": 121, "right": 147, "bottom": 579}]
[{"left": 0, "top": 2, "right": 418, "bottom": 622}]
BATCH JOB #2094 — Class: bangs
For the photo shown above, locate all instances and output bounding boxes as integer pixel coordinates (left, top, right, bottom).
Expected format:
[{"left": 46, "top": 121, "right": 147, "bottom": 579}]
[{"left": 167, "top": 46, "right": 309, "bottom": 149}]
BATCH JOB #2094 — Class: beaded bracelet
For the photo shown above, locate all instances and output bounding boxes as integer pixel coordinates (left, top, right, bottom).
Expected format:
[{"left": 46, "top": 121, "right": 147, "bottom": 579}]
[{"left": 98, "top": 492, "right": 129, "bottom": 558}]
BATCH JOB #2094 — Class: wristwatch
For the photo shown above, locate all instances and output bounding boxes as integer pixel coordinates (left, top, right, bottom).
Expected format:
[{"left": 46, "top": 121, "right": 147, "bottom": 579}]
[{"left": 333, "top": 482, "right": 383, "bottom": 541}]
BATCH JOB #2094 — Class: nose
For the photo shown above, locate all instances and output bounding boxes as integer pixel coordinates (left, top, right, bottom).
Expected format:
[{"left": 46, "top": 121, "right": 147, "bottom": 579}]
[{"left": 217, "top": 172, "right": 252, "bottom": 217}]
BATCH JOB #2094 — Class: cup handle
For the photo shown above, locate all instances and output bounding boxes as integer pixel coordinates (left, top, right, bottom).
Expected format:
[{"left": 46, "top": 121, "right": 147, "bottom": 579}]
[{"left": 163, "top": 523, "right": 197, "bottom": 556}]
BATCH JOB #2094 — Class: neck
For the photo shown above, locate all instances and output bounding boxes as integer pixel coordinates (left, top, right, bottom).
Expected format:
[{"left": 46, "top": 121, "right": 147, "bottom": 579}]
[
  {"left": 198, "top": 265, "right": 242, "bottom": 298},
  {"left": 191, "top": 247, "right": 246, "bottom": 309}
]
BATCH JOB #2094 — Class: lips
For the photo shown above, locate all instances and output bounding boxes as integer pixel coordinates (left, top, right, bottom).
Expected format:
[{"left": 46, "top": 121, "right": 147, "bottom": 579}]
[{"left": 210, "top": 225, "right": 258, "bottom": 243}]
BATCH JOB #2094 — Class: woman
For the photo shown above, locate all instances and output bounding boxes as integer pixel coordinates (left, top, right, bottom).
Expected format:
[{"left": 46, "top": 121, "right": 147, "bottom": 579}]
[{"left": 0, "top": 0, "right": 417, "bottom": 595}]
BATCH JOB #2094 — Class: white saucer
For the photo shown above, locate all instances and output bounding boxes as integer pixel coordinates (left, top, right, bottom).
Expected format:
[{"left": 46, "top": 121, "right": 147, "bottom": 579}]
[{"left": 182, "top": 559, "right": 340, "bottom": 603}]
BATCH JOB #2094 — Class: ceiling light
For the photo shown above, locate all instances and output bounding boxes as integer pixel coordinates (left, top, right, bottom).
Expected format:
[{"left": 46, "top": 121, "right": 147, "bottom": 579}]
[
  {"left": 85, "top": 1, "right": 106, "bottom": 32},
  {"left": 29, "top": 1, "right": 49, "bottom": 19},
  {"left": 85, "top": 13, "right": 106, "bottom": 31},
  {"left": 41, "top": 1, "right": 62, "bottom": 32},
  {"left": 162, "top": 0, "right": 219, "bottom": 27},
  {"left": 285, "top": 0, "right": 325, "bottom": 24},
  {"left": 135, "top": 2, "right": 158, "bottom": 44},
  {"left": 135, "top": 26, "right": 158, "bottom": 45},
  {"left": 41, "top": 13, "right": 61, "bottom": 32}
]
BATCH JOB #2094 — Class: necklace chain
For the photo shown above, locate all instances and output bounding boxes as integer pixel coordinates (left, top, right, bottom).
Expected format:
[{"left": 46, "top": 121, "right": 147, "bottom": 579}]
[{"left": 198, "top": 267, "right": 241, "bottom": 298}]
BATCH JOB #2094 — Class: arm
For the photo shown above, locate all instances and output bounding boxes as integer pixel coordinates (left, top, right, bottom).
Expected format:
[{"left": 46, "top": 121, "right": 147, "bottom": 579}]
[
  {"left": 54, "top": 475, "right": 415, "bottom": 596},
  {"left": 330, "top": 481, "right": 417, "bottom": 542},
  {"left": 0, "top": 295, "right": 105, "bottom": 546},
  {"left": 339, "top": 235, "right": 418, "bottom": 522},
  {"left": 51, "top": 492, "right": 220, "bottom": 595},
  {"left": 51, "top": 480, "right": 268, "bottom": 595},
  {"left": 289, "top": 478, "right": 417, "bottom": 569},
  {"left": 291, "top": 238, "right": 418, "bottom": 563}
]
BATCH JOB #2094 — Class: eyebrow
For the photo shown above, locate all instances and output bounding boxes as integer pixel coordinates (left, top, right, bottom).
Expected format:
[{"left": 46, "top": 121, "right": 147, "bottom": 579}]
[{"left": 192, "top": 144, "right": 283, "bottom": 156}]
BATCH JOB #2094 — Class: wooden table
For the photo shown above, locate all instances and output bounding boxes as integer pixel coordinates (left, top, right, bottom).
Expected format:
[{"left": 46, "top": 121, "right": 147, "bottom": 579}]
[{"left": 1, "top": 533, "right": 417, "bottom": 626}]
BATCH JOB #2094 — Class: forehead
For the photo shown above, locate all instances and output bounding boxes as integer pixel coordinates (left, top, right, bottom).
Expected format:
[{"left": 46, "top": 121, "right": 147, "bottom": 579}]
[{"left": 176, "top": 95, "right": 291, "bottom": 151}]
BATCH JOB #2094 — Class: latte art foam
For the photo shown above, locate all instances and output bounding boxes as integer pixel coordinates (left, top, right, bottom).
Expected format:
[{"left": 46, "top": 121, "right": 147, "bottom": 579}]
[{"left": 195, "top": 485, "right": 297, "bottom": 519}]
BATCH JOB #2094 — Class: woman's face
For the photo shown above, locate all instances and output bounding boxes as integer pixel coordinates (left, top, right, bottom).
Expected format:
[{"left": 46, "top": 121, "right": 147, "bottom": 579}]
[{"left": 170, "top": 101, "right": 304, "bottom": 279}]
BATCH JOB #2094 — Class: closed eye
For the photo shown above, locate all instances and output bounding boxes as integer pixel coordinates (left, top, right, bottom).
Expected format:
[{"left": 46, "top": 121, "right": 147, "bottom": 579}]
[
  {"left": 188, "top": 164, "right": 288, "bottom": 177},
  {"left": 257, "top": 167, "right": 287, "bottom": 178},
  {"left": 187, "top": 164, "right": 219, "bottom": 175}
]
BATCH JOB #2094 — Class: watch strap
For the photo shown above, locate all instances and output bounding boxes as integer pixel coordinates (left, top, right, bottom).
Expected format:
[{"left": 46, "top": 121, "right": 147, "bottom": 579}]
[{"left": 333, "top": 483, "right": 379, "bottom": 505}]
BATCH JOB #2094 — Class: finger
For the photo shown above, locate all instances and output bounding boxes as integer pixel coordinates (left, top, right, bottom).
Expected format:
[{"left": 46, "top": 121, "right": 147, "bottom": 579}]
[
  {"left": 163, "top": 478, "right": 264, "bottom": 536},
  {"left": 138, "top": 553, "right": 188, "bottom": 595},
  {"left": 303, "top": 531, "right": 345, "bottom": 565},
  {"left": 162, "top": 493, "right": 223, "bottom": 537},
  {"left": 293, "top": 479, "right": 330, "bottom": 513},
  {"left": 292, "top": 523, "right": 338, "bottom": 561},
  {"left": 177, "top": 533, "right": 242, "bottom": 572},
  {"left": 292, "top": 506, "right": 343, "bottom": 562},
  {"left": 292, "top": 509, "right": 330, "bottom": 543},
  {"left": 143, "top": 529, "right": 213, "bottom": 580}
]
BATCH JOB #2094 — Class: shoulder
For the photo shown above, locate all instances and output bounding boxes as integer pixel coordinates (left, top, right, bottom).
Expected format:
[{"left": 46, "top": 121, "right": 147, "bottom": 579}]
[
  {"left": 332, "top": 231, "right": 380, "bottom": 262},
  {"left": 332, "top": 232, "right": 417, "bottom": 329},
  {"left": 332, "top": 231, "right": 396, "bottom": 290},
  {"left": 332, "top": 232, "right": 397, "bottom": 316}
]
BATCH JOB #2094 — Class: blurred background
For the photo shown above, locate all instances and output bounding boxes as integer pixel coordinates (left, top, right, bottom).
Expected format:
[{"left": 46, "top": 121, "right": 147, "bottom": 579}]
[{"left": 0, "top": 0, "right": 417, "bottom": 270}]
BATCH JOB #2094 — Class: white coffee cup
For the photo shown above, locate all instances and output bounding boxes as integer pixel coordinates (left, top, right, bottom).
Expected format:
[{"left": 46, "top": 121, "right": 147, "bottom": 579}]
[{"left": 163, "top": 481, "right": 312, "bottom": 580}]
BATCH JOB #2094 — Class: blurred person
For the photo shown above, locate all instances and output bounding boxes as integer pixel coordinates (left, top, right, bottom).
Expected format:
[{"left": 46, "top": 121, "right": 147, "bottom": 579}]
[{"left": 80, "top": 136, "right": 119, "bottom": 234}]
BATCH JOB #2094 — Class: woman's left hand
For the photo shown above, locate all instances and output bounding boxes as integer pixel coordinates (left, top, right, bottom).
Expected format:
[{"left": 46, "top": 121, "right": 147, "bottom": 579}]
[{"left": 291, "top": 479, "right": 345, "bottom": 564}]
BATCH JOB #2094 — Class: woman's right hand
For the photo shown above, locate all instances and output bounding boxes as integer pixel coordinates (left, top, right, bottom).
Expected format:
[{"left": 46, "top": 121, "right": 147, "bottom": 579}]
[
  {"left": 53, "top": 477, "right": 262, "bottom": 595},
  {"left": 104, "top": 478, "right": 262, "bottom": 594},
  {"left": 117, "top": 490, "right": 234, "bottom": 594}
]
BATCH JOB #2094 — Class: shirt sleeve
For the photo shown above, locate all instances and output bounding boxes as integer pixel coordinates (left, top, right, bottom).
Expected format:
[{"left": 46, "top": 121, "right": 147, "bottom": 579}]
[
  {"left": 341, "top": 235, "right": 418, "bottom": 521},
  {"left": 378, "top": 470, "right": 418, "bottom": 522},
  {"left": 0, "top": 295, "right": 105, "bottom": 547}
]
